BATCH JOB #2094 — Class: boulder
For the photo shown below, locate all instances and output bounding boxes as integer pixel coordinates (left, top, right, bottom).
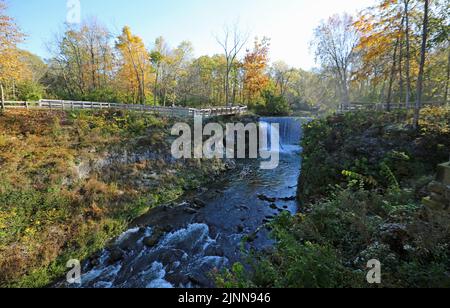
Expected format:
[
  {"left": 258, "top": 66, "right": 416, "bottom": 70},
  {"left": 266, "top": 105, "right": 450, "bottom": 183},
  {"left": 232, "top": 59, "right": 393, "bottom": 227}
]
[
  {"left": 108, "top": 248, "right": 124, "bottom": 264},
  {"left": 380, "top": 223, "right": 409, "bottom": 253},
  {"left": 436, "top": 162, "right": 450, "bottom": 186}
]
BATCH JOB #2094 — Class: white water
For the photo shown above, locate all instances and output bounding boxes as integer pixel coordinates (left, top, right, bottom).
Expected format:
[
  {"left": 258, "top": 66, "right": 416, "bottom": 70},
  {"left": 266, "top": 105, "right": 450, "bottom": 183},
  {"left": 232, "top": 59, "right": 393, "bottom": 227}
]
[
  {"left": 75, "top": 224, "right": 229, "bottom": 288},
  {"left": 260, "top": 117, "right": 303, "bottom": 154}
]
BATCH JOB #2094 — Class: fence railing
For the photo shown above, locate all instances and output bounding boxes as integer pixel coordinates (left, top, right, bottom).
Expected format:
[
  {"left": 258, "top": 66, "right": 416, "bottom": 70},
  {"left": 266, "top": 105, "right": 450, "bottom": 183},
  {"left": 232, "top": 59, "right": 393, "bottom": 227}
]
[
  {"left": 340, "top": 101, "right": 447, "bottom": 113},
  {"left": 0, "top": 100, "right": 248, "bottom": 118}
]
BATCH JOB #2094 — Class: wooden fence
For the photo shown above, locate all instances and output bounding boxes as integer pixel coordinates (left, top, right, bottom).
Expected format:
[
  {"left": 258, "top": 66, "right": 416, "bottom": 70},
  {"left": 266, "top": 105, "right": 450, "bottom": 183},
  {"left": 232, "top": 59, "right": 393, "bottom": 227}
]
[
  {"left": 339, "top": 101, "right": 448, "bottom": 113},
  {"left": 0, "top": 99, "right": 248, "bottom": 118}
]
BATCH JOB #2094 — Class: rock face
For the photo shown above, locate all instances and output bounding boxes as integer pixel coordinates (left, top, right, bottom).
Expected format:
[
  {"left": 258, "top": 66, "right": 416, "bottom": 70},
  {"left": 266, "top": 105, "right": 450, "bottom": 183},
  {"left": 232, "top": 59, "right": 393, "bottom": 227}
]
[{"left": 423, "top": 162, "right": 450, "bottom": 211}]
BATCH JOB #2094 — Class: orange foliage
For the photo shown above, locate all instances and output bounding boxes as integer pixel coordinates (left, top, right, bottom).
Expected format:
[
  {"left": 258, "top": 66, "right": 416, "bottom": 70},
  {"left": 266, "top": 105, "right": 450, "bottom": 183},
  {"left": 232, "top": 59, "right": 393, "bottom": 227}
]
[{"left": 243, "top": 37, "right": 271, "bottom": 103}]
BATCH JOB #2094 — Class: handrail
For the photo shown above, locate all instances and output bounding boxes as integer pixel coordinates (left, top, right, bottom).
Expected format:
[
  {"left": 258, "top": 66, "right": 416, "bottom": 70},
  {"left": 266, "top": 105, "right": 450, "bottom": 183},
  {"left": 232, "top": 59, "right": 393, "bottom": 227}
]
[{"left": 1, "top": 100, "right": 248, "bottom": 118}]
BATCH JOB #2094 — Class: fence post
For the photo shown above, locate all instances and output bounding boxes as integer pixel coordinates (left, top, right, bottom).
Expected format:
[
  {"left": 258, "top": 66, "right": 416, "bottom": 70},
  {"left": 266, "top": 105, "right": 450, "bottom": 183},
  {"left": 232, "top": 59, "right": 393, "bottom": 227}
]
[{"left": 25, "top": 101, "right": 29, "bottom": 109}]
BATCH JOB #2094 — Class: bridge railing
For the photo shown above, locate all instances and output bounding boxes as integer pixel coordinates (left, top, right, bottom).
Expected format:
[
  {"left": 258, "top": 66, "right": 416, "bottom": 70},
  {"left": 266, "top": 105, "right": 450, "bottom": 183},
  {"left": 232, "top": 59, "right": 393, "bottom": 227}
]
[{"left": 1, "top": 100, "right": 247, "bottom": 118}]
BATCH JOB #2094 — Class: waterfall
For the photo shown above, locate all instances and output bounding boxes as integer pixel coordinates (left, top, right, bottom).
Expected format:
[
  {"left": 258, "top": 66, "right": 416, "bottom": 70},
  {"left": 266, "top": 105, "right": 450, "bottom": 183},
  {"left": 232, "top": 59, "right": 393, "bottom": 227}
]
[{"left": 260, "top": 117, "right": 303, "bottom": 152}]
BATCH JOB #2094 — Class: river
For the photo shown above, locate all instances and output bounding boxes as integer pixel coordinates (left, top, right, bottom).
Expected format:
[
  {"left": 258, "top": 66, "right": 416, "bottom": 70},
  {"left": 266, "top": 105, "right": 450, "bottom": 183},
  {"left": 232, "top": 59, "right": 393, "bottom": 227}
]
[{"left": 67, "top": 117, "right": 305, "bottom": 288}]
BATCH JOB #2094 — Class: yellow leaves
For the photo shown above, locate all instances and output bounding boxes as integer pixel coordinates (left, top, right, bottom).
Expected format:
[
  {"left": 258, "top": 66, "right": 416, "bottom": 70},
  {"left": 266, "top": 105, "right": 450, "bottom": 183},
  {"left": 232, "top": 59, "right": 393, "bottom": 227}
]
[
  {"left": 0, "top": 2, "right": 30, "bottom": 86},
  {"left": 116, "top": 26, "right": 153, "bottom": 103},
  {"left": 0, "top": 210, "right": 16, "bottom": 230}
]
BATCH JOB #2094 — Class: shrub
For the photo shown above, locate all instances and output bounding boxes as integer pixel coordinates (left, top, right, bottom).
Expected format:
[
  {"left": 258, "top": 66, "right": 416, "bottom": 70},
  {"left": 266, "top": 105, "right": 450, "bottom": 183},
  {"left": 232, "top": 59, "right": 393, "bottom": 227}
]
[
  {"left": 17, "top": 81, "right": 45, "bottom": 101},
  {"left": 255, "top": 91, "right": 292, "bottom": 116}
]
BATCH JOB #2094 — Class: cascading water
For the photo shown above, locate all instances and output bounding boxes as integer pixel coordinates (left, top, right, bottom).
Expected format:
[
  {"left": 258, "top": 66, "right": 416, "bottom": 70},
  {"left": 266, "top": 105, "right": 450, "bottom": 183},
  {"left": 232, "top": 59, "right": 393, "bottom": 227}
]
[
  {"left": 259, "top": 117, "right": 303, "bottom": 153},
  {"left": 60, "top": 117, "right": 306, "bottom": 289}
]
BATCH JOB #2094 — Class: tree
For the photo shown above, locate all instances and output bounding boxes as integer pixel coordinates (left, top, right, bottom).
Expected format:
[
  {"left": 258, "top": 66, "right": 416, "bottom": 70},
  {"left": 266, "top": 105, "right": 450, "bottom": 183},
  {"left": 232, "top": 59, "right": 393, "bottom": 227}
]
[
  {"left": 413, "top": 0, "right": 430, "bottom": 129},
  {"left": 243, "top": 37, "right": 270, "bottom": 105},
  {"left": 404, "top": 0, "right": 412, "bottom": 108},
  {"left": 0, "top": 0, "right": 28, "bottom": 105},
  {"left": 150, "top": 50, "right": 163, "bottom": 105},
  {"left": 116, "top": 26, "right": 152, "bottom": 104},
  {"left": 271, "top": 61, "right": 296, "bottom": 98},
  {"left": 256, "top": 90, "right": 292, "bottom": 116},
  {"left": 312, "top": 14, "right": 359, "bottom": 110},
  {"left": 216, "top": 23, "right": 248, "bottom": 106},
  {"left": 45, "top": 20, "right": 116, "bottom": 101}
]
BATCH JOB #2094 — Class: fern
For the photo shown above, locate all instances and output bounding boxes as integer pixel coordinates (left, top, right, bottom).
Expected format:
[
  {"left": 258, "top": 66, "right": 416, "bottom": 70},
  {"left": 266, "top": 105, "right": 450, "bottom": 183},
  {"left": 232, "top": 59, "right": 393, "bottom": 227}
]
[
  {"left": 380, "top": 162, "right": 400, "bottom": 191},
  {"left": 342, "top": 170, "right": 378, "bottom": 189}
]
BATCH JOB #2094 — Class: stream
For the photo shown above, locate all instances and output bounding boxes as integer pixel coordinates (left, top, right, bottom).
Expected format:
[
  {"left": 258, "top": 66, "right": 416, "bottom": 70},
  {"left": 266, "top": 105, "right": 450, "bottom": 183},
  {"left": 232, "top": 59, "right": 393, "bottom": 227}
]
[{"left": 67, "top": 117, "right": 305, "bottom": 288}]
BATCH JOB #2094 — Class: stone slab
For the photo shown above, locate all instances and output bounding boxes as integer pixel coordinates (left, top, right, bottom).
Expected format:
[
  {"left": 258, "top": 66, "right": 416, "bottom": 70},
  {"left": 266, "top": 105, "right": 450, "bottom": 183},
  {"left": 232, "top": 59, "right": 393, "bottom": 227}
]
[{"left": 436, "top": 162, "right": 450, "bottom": 185}]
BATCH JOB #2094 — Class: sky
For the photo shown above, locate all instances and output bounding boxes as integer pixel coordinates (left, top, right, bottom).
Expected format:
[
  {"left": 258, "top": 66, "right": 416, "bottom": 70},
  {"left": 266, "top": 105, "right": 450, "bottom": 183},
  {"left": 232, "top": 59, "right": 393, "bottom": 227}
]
[{"left": 8, "top": 0, "right": 376, "bottom": 70}]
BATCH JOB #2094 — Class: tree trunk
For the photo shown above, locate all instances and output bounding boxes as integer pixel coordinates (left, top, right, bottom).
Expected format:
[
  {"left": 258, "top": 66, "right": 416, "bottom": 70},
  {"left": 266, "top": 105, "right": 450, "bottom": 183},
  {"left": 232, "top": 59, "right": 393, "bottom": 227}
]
[
  {"left": 404, "top": 0, "right": 412, "bottom": 109},
  {"left": 398, "top": 22, "right": 404, "bottom": 104},
  {"left": 445, "top": 47, "right": 450, "bottom": 106},
  {"left": 387, "top": 38, "right": 400, "bottom": 112},
  {"left": 154, "top": 64, "right": 160, "bottom": 106},
  {"left": 225, "top": 65, "right": 231, "bottom": 106},
  {"left": 1, "top": 83, "right": 5, "bottom": 110},
  {"left": 12, "top": 81, "right": 16, "bottom": 100},
  {"left": 340, "top": 70, "right": 350, "bottom": 110},
  {"left": 414, "top": 0, "right": 429, "bottom": 129}
]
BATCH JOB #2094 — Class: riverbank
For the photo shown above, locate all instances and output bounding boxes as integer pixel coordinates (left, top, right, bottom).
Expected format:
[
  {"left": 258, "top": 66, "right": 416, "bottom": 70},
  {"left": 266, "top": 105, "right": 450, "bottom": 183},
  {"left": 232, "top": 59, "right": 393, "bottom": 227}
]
[
  {"left": 218, "top": 107, "right": 450, "bottom": 288},
  {"left": 0, "top": 109, "right": 227, "bottom": 287}
]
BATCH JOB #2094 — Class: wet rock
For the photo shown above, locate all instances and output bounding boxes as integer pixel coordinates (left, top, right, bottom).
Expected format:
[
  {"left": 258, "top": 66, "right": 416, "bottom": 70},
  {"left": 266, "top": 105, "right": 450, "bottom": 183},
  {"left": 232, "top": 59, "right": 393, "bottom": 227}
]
[
  {"left": 225, "top": 160, "right": 237, "bottom": 171},
  {"left": 90, "top": 258, "right": 100, "bottom": 267},
  {"left": 187, "top": 275, "right": 205, "bottom": 287},
  {"left": 143, "top": 231, "right": 164, "bottom": 248},
  {"left": 380, "top": 223, "right": 409, "bottom": 253},
  {"left": 162, "top": 225, "right": 174, "bottom": 233},
  {"left": 237, "top": 224, "right": 245, "bottom": 233},
  {"left": 89, "top": 252, "right": 102, "bottom": 267},
  {"left": 280, "top": 196, "right": 296, "bottom": 201},
  {"left": 108, "top": 248, "right": 124, "bottom": 264},
  {"left": 204, "top": 245, "right": 225, "bottom": 257},
  {"left": 166, "top": 273, "right": 190, "bottom": 287},
  {"left": 184, "top": 207, "right": 198, "bottom": 215},
  {"left": 193, "top": 198, "right": 207, "bottom": 208},
  {"left": 237, "top": 204, "right": 250, "bottom": 211},
  {"left": 246, "top": 232, "right": 258, "bottom": 242},
  {"left": 157, "top": 249, "right": 186, "bottom": 266},
  {"left": 269, "top": 204, "right": 278, "bottom": 210},
  {"left": 258, "top": 194, "right": 276, "bottom": 203}
]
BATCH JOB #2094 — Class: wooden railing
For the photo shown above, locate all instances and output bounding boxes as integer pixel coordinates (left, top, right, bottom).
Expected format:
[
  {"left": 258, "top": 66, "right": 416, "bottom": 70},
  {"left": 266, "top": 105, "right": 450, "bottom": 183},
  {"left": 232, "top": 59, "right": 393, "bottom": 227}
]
[
  {"left": 340, "top": 101, "right": 448, "bottom": 113},
  {"left": 0, "top": 100, "right": 248, "bottom": 118}
]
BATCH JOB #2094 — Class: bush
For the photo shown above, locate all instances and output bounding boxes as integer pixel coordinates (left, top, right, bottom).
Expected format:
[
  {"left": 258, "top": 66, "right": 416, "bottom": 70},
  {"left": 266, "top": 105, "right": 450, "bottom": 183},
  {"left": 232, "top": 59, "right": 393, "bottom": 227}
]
[
  {"left": 17, "top": 81, "right": 45, "bottom": 101},
  {"left": 255, "top": 91, "right": 292, "bottom": 116}
]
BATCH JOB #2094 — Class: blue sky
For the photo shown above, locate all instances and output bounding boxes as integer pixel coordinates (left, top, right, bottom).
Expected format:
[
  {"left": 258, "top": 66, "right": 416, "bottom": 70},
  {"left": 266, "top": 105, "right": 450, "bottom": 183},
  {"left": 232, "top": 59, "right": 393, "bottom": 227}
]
[{"left": 8, "top": 0, "right": 376, "bottom": 70}]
